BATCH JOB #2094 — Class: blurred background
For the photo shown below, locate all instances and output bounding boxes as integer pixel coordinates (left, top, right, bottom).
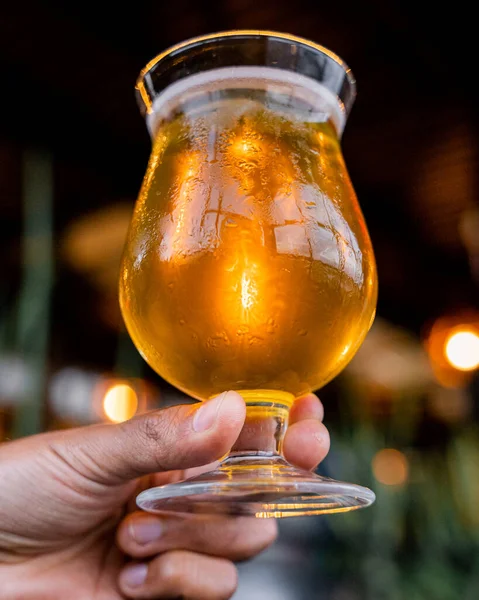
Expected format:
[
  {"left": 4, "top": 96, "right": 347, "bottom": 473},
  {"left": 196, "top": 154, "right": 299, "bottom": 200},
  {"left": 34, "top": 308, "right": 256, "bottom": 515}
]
[{"left": 1, "top": 2, "right": 479, "bottom": 598}]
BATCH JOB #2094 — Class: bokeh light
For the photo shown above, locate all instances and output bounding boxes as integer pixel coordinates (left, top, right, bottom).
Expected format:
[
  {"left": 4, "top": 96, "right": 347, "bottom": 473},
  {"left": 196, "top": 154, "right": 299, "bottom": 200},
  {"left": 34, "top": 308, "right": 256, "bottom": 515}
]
[
  {"left": 425, "top": 313, "right": 479, "bottom": 387},
  {"left": 444, "top": 329, "right": 479, "bottom": 371},
  {"left": 372, "top": 448, "right": 409, "bottom": 486},
  {"left": 103, "top": 383, "right": 138, "bottom": 423}
]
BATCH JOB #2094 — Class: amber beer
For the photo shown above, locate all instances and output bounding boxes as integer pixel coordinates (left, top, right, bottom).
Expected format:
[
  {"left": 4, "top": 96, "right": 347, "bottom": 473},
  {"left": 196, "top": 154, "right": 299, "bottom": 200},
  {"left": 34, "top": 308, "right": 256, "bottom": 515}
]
[{"left": 120, "top": 68, "right": 377, "bottom": 401}]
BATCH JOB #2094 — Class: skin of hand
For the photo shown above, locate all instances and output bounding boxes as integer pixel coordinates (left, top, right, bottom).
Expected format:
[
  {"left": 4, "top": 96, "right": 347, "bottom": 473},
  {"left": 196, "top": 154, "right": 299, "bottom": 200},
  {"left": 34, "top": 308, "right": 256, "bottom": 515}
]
[{"left": 0, "top": 391, "right": 329, "bottom": 600}]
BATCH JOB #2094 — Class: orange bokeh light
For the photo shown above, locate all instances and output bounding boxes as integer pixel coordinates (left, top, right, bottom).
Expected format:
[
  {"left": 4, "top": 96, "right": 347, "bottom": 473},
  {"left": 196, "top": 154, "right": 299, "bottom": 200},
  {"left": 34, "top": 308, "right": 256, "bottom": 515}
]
[
  {"left": 372, "top": 448, "right": 409, "bottom": 486},
  {"left": 425, "top": 313, "right": 479, "bottom": 387},
  {"left": 444, "top": 329, "right": 479, "bottom": 371},
  {"left": 103, "top": 383, "right": 138, "bottom": 423}
]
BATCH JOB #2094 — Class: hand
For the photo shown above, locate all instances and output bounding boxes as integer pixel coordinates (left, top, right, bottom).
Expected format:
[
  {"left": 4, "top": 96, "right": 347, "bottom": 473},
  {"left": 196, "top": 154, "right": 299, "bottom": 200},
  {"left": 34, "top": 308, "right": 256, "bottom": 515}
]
[{"left": 0, "top": 391, "right": 329, "bottom": 599}]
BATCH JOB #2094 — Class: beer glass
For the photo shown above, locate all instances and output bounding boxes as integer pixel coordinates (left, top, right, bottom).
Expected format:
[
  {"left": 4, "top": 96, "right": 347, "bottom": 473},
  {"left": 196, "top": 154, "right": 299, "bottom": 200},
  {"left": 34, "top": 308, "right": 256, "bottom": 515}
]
[{"left": 120, "top": 31, "right": 378, "bottom": 517}]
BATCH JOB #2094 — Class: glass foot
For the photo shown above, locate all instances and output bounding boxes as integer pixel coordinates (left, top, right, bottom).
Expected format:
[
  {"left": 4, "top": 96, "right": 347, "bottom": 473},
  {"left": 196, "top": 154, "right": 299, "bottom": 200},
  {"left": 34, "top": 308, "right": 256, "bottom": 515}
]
[{"left": 137, "top": 455, "right": 375, "bottom": 518}]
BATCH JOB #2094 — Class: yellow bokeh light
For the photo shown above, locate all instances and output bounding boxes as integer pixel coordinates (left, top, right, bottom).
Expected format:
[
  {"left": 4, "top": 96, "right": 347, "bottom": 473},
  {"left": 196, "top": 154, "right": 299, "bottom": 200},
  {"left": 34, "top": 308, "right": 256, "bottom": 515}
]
[
  {"left": 103, "top": 383, "right": 138, "bottom": 423},
  {"left": 372, "top": 448, "right": 409, "bottom": 486},
  {"left": 444, "top": 329, "right": 479, "bottom": 371}
]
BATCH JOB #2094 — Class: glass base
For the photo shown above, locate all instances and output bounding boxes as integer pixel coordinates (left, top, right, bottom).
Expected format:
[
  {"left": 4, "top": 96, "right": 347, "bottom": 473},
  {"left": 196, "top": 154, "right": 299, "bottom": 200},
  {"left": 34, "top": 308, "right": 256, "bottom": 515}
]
[{"left": 137, "top": 454, "right": 376, "bottom": 518}]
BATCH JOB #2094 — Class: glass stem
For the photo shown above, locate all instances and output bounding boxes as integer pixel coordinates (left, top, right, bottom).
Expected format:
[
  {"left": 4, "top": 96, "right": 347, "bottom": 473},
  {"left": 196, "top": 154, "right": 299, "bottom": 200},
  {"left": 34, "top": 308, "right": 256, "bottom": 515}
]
[{"left": 228, "top": 390, "right": 294, "bottom": 458}]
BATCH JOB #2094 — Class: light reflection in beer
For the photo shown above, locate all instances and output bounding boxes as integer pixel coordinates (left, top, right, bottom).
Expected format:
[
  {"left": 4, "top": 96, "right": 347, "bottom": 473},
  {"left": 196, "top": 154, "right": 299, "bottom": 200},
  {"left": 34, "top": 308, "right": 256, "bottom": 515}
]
[
  {"left": 223, "top": 253, "right": 261, "bottom": 330},
  {"left": 139, "top": 133, "right": 168, "bottom": 208},
  {"left": 172, "top": 200, "right": 188, "bottom": 256},
  {"left": 230, "top": 130, "right": 261, "bottom": 158},
  {"left": 315, "top": 129, "right": 339, "bottom": 176},
  {"left": 163, "top": 153, "right": 200, "bottom": 260},
  {"left": 269, "top": 180, "right": 362, "bottom": 284},
  {"left": 241, "top": 270, "right": 256, "bottom": 311},
  {"left": 271, "top": 189, "right": 303, "bottom": 224},
  {"left": 235, "top": 139, "right": 257, "bottom": 155}
]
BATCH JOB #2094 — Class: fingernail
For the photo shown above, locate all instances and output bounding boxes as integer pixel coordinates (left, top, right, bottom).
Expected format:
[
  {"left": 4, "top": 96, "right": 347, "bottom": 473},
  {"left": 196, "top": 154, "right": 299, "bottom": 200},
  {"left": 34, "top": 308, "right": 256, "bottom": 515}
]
[
  {"left": 130, "top": 519, "right": 164, "bottom": 545},
  {"left": 193, "top": 392, "right": 228, "bottom": 433},
  {"left": 122, "top": 563, "right": 148, "bottom": 588}
]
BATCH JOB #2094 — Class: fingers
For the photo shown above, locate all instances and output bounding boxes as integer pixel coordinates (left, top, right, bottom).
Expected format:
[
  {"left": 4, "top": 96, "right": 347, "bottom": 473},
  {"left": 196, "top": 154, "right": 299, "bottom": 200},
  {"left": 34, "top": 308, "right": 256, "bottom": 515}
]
[
  {"left": 117, "top": 511, "right": 277, "bottom": 562},
  {"left": 49, "top": 391, "right": 246, "bottom": 485},
  {"left": 283, "top": 394, "right": 329, "bottom": 471},
  {"left": 283, "top": 419, "right": 330, "bottom": 471},
  {"left": 289, "top": 393, "right": 324, "bottom": 424},
  {"left": 119, "top": 551, "right": 237, "bottom": 599},
  {"left": 147, "top": 461, "right": 221, "bottom": 489},
  {"left": 117, "top": 511, "right": 277, "bottom": 599}
]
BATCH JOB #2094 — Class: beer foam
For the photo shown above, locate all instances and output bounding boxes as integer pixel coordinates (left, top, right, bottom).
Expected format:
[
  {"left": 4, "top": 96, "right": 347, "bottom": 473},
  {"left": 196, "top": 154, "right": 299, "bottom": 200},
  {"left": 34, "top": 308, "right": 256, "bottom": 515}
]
[{"left": 146, "top": 66, "right": 346, "bottom": 137}]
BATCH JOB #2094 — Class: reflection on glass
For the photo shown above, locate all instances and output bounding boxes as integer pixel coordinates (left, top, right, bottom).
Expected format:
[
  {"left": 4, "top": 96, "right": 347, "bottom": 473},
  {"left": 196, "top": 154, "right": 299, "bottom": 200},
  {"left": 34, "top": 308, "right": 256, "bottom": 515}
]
[{"left": 122, "top": 87, "right": 375, "bottom": 398}]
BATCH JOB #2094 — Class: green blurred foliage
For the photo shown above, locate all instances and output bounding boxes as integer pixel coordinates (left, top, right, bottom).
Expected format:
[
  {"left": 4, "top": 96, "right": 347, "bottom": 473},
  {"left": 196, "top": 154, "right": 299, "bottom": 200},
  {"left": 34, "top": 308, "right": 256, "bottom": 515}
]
[{"left": 320, "top": 382, "right": 479, "bottom": 600}]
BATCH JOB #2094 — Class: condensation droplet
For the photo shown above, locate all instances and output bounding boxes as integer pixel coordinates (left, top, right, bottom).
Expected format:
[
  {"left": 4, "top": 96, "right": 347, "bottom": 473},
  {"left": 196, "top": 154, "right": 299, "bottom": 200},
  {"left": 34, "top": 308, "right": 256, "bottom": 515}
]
[
  {"left": 248, "top": 335, "right": 264, "bottom": 346},
  {"left": 266, "top": 318, "right": 277, "bottom": 334},
  {"left": 206, "top": 332, "right": 230, "bottom": 350}
]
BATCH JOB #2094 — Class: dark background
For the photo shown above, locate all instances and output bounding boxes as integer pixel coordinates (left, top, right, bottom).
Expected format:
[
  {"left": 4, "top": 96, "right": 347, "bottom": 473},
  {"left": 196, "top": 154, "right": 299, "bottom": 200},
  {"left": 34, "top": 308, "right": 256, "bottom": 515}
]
[
  {"left": 1, "top": 2, "right": 479, "bottom": 599},
  {"left": 2, "top": 0, "right": 478, "bottom": 369}
]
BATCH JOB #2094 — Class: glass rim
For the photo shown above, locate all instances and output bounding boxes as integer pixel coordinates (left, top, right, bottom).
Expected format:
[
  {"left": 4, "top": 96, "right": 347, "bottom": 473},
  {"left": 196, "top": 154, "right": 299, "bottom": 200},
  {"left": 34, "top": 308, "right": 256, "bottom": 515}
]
[{"left": 136, "top": 29, "right": 356, "bottom": 116}]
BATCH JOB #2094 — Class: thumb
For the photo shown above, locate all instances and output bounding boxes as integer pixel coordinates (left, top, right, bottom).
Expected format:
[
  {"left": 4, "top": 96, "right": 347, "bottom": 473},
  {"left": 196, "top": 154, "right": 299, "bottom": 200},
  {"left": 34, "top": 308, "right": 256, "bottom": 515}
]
[{"left": 52, "top": 391, "right": 245, "bottom": 485}]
